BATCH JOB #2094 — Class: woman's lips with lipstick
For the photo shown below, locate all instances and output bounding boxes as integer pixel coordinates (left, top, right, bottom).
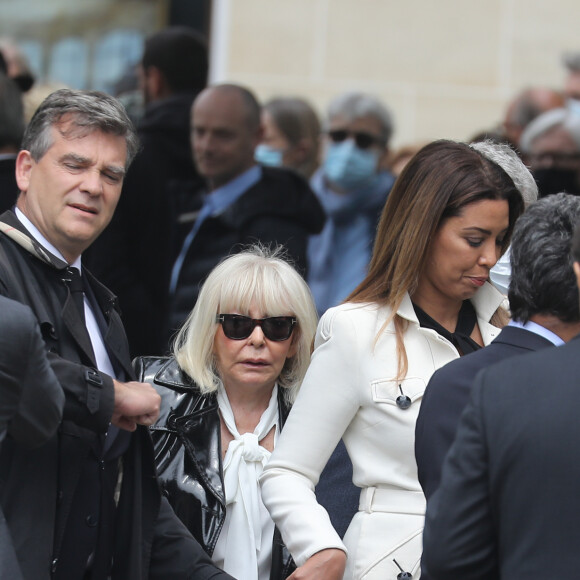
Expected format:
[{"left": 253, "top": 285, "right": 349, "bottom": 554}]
[{"left": 468, "top": 276, "right": 487, "bottom": 287}]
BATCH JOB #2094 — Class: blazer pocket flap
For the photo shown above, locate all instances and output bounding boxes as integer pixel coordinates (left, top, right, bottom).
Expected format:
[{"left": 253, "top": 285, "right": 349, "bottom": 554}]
[{"left": 371, "top": 377, "right": 426, "bottom": 405}]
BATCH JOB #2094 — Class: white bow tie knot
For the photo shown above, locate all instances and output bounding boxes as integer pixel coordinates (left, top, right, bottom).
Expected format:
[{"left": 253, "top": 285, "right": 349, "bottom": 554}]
[{"left": 239, "top": 432, "right": 265, "bottom": 462}]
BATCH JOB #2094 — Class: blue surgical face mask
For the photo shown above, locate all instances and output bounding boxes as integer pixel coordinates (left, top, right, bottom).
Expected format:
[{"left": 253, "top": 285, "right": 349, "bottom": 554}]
[
  {"left": 255, "top": 144, "right": 284, "bottom": 167},
  {"left": 567, "top": 98, "right": 580, "bottom": 118},
  {"left": 323, "top": 139, "right": 380, "bottom": 190}
]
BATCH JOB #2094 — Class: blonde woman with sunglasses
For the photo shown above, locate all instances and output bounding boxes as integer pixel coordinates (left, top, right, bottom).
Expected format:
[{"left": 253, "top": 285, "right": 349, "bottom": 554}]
[{"left": 134, "top": 246, "right": 318, "bottom": 580}]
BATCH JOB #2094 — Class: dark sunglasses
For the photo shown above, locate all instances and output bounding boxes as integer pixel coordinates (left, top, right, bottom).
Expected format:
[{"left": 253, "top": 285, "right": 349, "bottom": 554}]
[
  {"left": 216, "top": 314, "right": 297, "bottom": 341},
  {"left": 327, "top": 129, "right": 384, "bottom": 150}
]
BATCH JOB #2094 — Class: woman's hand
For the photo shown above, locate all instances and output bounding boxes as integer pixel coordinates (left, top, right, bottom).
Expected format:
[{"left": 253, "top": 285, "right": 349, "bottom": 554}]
[{"left": 288, "top": 549, "right": 347, "bottom": 580}]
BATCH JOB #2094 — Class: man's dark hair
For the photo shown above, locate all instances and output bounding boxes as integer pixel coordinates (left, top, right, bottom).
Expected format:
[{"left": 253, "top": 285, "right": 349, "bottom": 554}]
[
  {"left": 572, "top": 215, "right": 580, "bottom": 264},
  {"left": 142, "top": 26, "right": 208, "bottom": 92},
  {"left": 509, "top": 192, "right": 580, "bottom": 323}
]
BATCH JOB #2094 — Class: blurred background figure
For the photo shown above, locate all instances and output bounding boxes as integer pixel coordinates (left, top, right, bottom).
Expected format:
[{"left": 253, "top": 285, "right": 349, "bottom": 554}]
[
  {"left": 111, "top": 62, "right": 144, "bottom": 125},
  {"left": 0, "top": 38, "right": 35, "bottom": 93},
  {"left": 307, "top": 91, "right": 394, "bottom": 316},
  {"left": 256, "top": 96, "right": 321, "bottom": 179},
  {"left": 22, "top": 82, "right": 68, "bottom": 123},
  {"left": 386, "top": 142, "right": 425, "bottom": 178},
  {"left": 87, "top": 26, "right": 208, "bottom": 357},
  {"left": 563, "top": 50, "right": 580, "bottom": 109},
  {"left": 165, "top": 84, "right": 324, "bottom": 349},
  {"left": 501, "top": 87, "right": 565, "bottom": 153},
  {"left": 520, "top": 107, "right": 580, "bottom": 197},
  {"left": 0, "top": 73, "right": 24, "bottom": 212}
]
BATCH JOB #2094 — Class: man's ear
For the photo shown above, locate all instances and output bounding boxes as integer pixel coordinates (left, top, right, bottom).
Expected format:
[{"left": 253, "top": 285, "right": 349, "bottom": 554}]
[{"left": 15, "top": 150, "right": 33, "bottom": 193}]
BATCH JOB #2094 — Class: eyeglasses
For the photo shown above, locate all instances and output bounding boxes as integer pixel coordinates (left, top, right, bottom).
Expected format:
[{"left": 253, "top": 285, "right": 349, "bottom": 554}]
[
  {"left": 327, "top": 129, "right": 385, "bottom": 150},
  {"left": 215, "top": 314, "right": 297, "bottom": 341}
]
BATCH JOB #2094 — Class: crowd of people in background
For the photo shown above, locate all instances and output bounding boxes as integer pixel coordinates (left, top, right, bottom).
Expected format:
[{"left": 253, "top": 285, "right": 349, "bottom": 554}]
[{"left": 3, "top": 24, "right": 580, "bottom": 580}]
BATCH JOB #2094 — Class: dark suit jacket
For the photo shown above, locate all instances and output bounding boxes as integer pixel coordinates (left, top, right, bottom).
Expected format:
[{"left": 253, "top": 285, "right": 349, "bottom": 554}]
[
  {"left": 415, "top": 325, "right": 554, "bottom": 500},
  {"left": 0, "top": 296, "right": 64, "bottom": 580},
  {"left": 423, "top": 333, "right": 580, "bottom": 579},
  {"left": 0, "top": 295, "right": 64, "bottom": 447}
]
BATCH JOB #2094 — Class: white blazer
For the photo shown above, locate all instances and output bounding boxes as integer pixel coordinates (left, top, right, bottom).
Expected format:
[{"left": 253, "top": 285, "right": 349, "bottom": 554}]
[{"left": 260, "top": 283, "right": 504, "bottom": 579}]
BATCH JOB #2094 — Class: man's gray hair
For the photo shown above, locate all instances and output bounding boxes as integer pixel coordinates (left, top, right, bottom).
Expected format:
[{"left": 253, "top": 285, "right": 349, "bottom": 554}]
[
  {"left": 470, "top": 140, "right": 538, "bottom": 207},
  {"left": 509, "top": 192, "right": 580, "bottom": 323},
  {"left": 519, "top": 107, "right": 580, "bottom": 153},
  {"left": 326, "top": 91, "right": 394, "bottom": 145},
  {"left": 22, "top": 88, "right": 139, "bottom": 168}
]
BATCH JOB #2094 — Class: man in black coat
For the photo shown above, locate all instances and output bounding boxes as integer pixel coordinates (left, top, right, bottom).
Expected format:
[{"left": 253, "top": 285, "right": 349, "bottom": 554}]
[
  {"left": 0, "top": 88, "right": 233, "bottom": 580},
  {"left": 422, "top": 205, "right": 580, "bottom": 579},
  {"left": 166, "top": 83, "right": 325, "bottom": 345},
  {"left": 88, "top": 27, "right": 208, "bottom": 357},
  {"left": 416, "top": 192, "right": 580, "bottom": 500},
  {"left": 0, "top": 296, "right": 64, "bottom": 580}
]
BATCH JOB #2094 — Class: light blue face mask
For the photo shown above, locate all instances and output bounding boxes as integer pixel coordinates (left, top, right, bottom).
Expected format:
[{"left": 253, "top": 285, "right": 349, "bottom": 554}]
[
  {"left": 323, "top": 140, "right": 380, "bottom": 190},
  {"left": 255, "top": 144, "right": 284, "bottom": 167},
  {"left": 567, "top": 98, "right": 580, "bottom": 118}
]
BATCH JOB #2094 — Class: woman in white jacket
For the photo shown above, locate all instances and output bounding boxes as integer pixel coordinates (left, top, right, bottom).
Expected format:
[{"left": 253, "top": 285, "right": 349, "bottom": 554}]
[{"left": 260, "top": 140, "right": 537, "bottom": 580}]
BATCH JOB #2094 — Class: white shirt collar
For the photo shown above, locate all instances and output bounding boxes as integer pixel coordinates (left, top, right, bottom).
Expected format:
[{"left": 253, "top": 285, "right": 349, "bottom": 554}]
[{"left": 508, "top": 319, "right": 565, "bottom": 346}]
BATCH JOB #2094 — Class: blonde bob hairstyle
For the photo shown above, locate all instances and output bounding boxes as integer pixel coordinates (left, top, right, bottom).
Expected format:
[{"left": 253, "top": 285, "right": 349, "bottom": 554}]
[{"left": 173, "top": 245, "right": 318, "bottom": 405}]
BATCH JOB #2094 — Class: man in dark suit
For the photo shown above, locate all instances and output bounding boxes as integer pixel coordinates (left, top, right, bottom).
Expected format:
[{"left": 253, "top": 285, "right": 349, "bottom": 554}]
[
  {"left": 166, "top": 83, "right": 325, "bottom": 344},
  {"left": 422, "top": 205, "right": 580, "bottom": 578},
  {"left": 416, "top": 192, "right": 580, "bottom": 501},
  {"left": 0, "top": 296, "right": 64, "bottom": 580},
  {"left": 0, "top": 89, "right": 232, "bottom": 580}
]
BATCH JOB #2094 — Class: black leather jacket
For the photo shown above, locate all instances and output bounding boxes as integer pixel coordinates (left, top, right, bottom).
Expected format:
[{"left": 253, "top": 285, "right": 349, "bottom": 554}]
[{"left": 134, "top": 356, "right": 296, "bottom": 580}]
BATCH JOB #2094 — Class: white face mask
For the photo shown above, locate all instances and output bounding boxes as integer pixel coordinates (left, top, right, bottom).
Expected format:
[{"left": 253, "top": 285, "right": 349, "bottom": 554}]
[{"left": 567, "top": 98, "right": 580, "bottom": 118}]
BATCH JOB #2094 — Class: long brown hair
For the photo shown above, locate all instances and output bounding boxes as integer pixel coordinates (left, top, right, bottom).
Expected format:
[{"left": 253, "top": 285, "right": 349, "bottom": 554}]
[{"left": 349, "top": 139, "right": 525, "bottom": 377}]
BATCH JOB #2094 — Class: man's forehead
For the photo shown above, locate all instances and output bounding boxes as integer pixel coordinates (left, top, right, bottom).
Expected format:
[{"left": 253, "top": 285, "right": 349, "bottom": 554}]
[
  {"left": 192, "top": 89, "right": 250, "bottom": 126},
  {"left": 42, "top": 124, "right": 128, "bottom": 170}
]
